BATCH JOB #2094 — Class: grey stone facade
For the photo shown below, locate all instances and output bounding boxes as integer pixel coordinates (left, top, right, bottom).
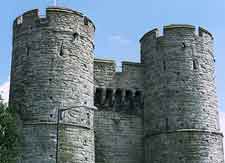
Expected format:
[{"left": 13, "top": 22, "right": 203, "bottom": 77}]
[
  {"left": 9, "top": 7, "right": 224, "bottom": 163},
  {"left": 140, "top": 25, "right": 224, "bottom": 163},
  {"left": 10, "top": 7, "right": 95, "bottom": 163}
]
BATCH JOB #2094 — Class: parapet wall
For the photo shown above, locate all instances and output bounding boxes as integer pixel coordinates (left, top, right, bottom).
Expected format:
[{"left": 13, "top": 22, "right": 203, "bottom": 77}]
[
  {"left": 94, "top": 59, "right": 144, "bottom": 163},
  {"left": 140, "top": 24, "right": 213, "bottom": 43},
  {"left": 140, "top": 25, "right": 214, "bottom": 64},
  {"left": 94, "top": 59, "right": 144, "bottom": 114},
  {"left": 94, "top": 59, "right": 143, "bottom": 90},
  {"left": 94, "top": 59, "right": 116, "bottom": 87},
  {"left": 13, "top": 7, "right": 95, "bottom": 48}
]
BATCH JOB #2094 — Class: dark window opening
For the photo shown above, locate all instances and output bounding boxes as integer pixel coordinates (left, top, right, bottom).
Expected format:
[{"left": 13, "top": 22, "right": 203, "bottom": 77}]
[
  {"left": 87, "top": 113, "right": 90, "bottom": 119},
  {"left": 59, "top": 43, "right": 64, "bottom": 56},
  {"left": 73, "top": 32, "right": 79, "bottom": 40},
  {"left": 86, "top": 113, "right": 90, "bottom": 125},
  {"left": 182, "top": 42, "right": 186, "bottom": 48},
  {"left": 83, "top": 139, "right": 87, "bottom": 146},
  {"left": 84, "top": 17, "right": 89, "bottom": 26},
  {"left": 94, "top": 88, "right": 103, "bottom": 105},
  {"left": 134, "top": 91, "right": 142, "bottom": 107},
  {"left": 166, "top": 118, "right": 169, "bottom": 130},
  {"left": 163, "top": 60, "right": 166, "bottom": 71},
  {"left": 83, "top": 63, "right": 88, "bottom": 69},
  {"left": 193, "top": 59, "right": 198, "bottom": 70},
  {"left": 26, "top": 47, "right": 30, "bottom": 56},
  {"left": 59, "top": 110, "right": 63, "bottom": 120},
  {"left": 125, "top": 90, "right": 133, "bottom": 108},
  {"left": 104, "top": 89, "right": 113, "bottom": 106},
  {"left": 115, "top": 89, "right": 123, "bottom": 105}
]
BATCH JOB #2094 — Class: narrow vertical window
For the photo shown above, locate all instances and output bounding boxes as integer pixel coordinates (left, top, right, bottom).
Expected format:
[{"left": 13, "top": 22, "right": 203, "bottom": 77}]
[
  {"left": 182, "top": 42, "right": 186, "bottom": 48},
  {"left": 193, "top": 59, "right": 198, "bottom": 70},
  {"left": 84, "top": 17, "right": 89, "bottom": 26},
  {"left": 73, "top": 32, "right": 78, "bottom": 41},
  {"left": 166, "top": 118, "right": 169, "bottom": 130},
  {"left": 59, "top": 42, "right": 64, "bottom": 56},
  {"left": 26, "top": 46, "right": 30, "bottom": 56},
  {"left": 163, "top": 60, "right": 166, "bottom": 71}
]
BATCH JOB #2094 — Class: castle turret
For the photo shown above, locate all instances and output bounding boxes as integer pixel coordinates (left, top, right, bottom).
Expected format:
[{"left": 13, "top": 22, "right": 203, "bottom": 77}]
[
  {"left": 9, "top": 7, "right": 96, "bottom": 163},
  {"left": 140, "top": 25, "right": 224, "bottom": 162}
]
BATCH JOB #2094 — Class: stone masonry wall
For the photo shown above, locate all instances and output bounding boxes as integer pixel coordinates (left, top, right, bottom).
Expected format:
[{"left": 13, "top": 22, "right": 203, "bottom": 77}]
[
  {"left": 9, "top": 7, "right": 95, "bottom": 163},
  {"left": 94, "top": 59, "right": 144, "bottom": 163},
  {"left": 140, "top": 25, "right": 224, "bottom": 163},
  {"left": 9, "top": 7, "right": 224, "bottom": 163}
]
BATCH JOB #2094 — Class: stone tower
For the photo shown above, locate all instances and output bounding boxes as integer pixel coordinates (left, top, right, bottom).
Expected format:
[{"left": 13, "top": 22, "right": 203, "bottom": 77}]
[
  {"left": 9, "top": 6, "right": 224, "bottom": 163},
  {"left": 140, "top": 25, "right": 224, "bottom": 162},
  {"left": 9, "top": 7, "right": 95, "bottom": 163}
]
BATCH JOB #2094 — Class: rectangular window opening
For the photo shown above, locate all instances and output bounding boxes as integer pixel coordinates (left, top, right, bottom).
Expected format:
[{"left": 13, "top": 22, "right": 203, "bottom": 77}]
[{"left": 193, "top": 59, "right": 198, "bottom": 70}]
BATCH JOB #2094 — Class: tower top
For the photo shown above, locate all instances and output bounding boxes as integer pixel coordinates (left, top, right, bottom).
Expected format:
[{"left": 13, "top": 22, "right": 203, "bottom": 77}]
[
  {"left": 140, "top": 24, "right": 214, "bottom": 43},
  {"left": 13, "top": 7, "right": 96, "bottom": 32}
]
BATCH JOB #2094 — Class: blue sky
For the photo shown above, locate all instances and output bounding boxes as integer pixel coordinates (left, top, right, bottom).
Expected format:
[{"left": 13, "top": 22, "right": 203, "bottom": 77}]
[{"left": 0, "top": 0, "right": 225, "bottom": 112}]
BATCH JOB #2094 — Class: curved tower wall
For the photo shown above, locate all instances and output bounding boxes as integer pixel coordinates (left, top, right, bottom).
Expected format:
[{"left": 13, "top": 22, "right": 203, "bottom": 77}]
[
  {"left": 9, "top": 7, "right": 95, "bottom": 163},
  {"left": 140, "top": 25, "right": 224, "bottom": 162}
]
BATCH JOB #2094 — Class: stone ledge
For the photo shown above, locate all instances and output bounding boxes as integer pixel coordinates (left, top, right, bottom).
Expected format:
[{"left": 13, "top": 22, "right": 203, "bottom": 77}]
[
  {"left": 94, "top": 58, "right": 116, "bottom": 64},
  {"left": 164, "top": 24, "right": 195, "bottom": 30},
  {"left": 145, "top": 129, "right": 224, "bottom": 138},
  {"left": 122, "top": 61, "right": 142, "bottom": 66},
  {"left": 23, "top": 122, "right": 91, "bottom": 130}
]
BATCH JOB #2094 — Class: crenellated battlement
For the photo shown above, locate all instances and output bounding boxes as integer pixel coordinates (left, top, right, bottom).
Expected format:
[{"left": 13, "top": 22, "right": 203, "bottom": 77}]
[
  {"left": 94, "top": 59, "right": 144, "bottom": 91},
  {"left": 13, "top": 7, "right": 95, "bottom": 42},
  {"left": 14, "top": 7, "right": 95, "bottom": 28},
  {"left": 94, "top": 59, "right": 143, "bottom": 75},
  {"left": 140, "top": 24, "right": 213, "bottom": 43},
  {"left": 140, "top": 25, "right": 214, "bottom": 64}
]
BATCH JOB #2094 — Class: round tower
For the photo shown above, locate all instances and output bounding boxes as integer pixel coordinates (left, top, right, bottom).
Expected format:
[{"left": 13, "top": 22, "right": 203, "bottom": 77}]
[
  {"left": 140, "top": 25, "right": 224, "bottom": 162},
  {"left": 9, "top": 7, "right": 96, "bottom": 163}
]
